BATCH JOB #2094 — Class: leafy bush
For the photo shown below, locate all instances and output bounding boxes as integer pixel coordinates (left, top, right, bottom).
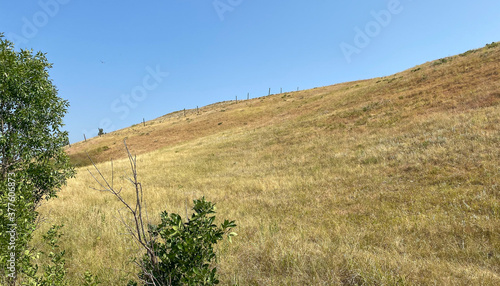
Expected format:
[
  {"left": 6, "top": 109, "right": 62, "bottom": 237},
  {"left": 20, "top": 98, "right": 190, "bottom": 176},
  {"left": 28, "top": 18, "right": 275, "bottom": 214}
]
[
  {"left": 139, "top": 198, "right": 237, "bottom": 286},
  {"left": 88, "top": 142, "right": 237, "bottom": 285},
  {"left": 82, "top": 271, "right": 101, "bottom": 286},
  {"left": 431, "top": 57, "right": 451, "bottom": 66},
  {"left": 486, "top": 42, "right": 499, "bottom": 49},
  {"left": 22, "top": 225, "right": 68, "bottom": 286}
]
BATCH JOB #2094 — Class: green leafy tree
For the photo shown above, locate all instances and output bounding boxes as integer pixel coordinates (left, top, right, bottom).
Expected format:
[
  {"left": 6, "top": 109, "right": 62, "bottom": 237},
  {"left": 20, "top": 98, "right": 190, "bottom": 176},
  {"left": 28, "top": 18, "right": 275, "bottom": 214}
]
[{"left": 0, "top": 34, "right": 74, "bottom": 284}]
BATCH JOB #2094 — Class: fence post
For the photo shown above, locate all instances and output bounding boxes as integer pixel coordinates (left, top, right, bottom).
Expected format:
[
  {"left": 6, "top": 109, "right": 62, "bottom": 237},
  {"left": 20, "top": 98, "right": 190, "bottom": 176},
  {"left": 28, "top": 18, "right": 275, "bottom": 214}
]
[
  {"left": 269, "top": 88, "right": 271, "bottom": 95},
  {"left": 247, "top": 92, "right": 249, "bottom": 100},
  {"left": 83, "top": 134, "right": 86, "bottom": 142},
  {"left": 143, "top": 118, "right": 145, "bottom": 127},
  {"left": 184, "top": 108, "right": 186, "bottom": 117},
  {"left": 197, "top": 106, "right": 199, "bottom": 114}
]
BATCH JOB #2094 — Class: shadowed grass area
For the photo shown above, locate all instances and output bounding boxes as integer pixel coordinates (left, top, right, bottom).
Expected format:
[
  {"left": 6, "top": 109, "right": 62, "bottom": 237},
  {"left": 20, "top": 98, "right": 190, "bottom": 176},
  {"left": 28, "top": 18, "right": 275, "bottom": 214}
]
[{"left": 37, "top": 42, "right": 500, "bottom": 285}]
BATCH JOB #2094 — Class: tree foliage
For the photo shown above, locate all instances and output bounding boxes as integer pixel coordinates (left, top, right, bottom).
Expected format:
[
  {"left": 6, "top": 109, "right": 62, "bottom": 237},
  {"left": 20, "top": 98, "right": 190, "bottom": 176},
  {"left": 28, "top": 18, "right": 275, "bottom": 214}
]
[
  {"left": 0, "top": 33, "right": 74, "bottom": 284},
  {"left": 140, "top": 198, "right": 237, "bottom": 286},
  {"left": 23, "top": 225, "right": 68, "bottom": 286},
  {"left": 0, "top": 34, "right": 74, "bottom": 203}
]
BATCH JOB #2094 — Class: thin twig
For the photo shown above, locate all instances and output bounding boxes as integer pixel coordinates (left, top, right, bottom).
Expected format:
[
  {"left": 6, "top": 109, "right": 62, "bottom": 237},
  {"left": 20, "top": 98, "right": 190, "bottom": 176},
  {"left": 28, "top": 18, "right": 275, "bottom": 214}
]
[{"left": 87, "top": 140, "right": 158, "bottom": 281}]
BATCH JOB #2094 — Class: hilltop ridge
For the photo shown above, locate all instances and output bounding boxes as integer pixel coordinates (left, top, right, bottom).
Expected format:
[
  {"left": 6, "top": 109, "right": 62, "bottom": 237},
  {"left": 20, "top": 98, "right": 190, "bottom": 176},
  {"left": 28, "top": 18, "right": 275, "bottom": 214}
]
[{"left": 67, "top": 41, "right": 500, "bottom": 167}]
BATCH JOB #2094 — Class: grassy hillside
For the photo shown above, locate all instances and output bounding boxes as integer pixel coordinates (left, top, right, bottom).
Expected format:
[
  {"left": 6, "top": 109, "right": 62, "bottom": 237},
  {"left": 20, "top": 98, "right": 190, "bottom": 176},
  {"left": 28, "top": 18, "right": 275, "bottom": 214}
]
[{"left": 37, "top": 42, "right": 500, "bottom": 285}]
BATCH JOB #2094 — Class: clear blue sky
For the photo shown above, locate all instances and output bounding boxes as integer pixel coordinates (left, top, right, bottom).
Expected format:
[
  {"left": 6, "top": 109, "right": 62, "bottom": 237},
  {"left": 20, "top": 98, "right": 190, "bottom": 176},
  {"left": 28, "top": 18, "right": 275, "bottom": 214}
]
[{"left": 1, "top": 0, "right": 499, "bottom": 144}]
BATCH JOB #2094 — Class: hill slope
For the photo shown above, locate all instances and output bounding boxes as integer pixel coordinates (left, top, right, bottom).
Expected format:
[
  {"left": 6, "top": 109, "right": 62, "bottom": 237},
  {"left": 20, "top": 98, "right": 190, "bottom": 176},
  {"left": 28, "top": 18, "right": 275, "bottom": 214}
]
[
  {"left": 66, "top": 42, "right": 500, "bottom": 168},
  {"left": 46, "top": 42, "right": 500, "bottom": 285}
]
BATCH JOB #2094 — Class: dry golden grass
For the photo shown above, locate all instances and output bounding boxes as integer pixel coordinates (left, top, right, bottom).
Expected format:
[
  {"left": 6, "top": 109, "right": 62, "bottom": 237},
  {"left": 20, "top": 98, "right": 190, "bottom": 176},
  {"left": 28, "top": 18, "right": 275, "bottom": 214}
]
[{"left": 36, "top": 42, "right": 500, "bottom": 285}]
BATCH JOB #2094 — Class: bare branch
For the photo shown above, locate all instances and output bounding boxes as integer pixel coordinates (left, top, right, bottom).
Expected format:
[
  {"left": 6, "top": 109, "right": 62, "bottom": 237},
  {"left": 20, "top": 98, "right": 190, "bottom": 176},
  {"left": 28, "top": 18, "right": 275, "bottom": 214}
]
[{"left": 87, "top": 140, "right": 159, "bottom": 281}]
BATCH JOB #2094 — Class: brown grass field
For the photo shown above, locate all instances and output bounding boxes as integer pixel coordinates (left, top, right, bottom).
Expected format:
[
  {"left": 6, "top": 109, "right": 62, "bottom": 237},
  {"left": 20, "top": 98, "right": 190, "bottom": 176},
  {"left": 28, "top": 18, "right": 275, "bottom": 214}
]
[{"left": 34, "top": 42, "right": 499, "bottom": 285}]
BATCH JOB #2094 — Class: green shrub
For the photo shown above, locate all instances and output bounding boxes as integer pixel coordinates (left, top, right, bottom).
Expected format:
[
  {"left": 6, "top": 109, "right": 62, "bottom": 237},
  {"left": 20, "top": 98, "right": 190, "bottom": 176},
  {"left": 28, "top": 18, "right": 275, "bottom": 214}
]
[
  {"left": 139, "top": 198, "right": 237, "bottom": 286},
  {"left": 82, "top": 271, "right": 101, "bottom": 286},
  {"left": 486, "top": 42, "right": 499, "bottom": 49},
  {"left": 431, "top": 57, "right": 450, "bottom": 66},
  {"left": 22, "top": 225, "right": 68, "bottom": 286},
  {"left": 88, "top": 142, "right": 237, "bottom": 285}
]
